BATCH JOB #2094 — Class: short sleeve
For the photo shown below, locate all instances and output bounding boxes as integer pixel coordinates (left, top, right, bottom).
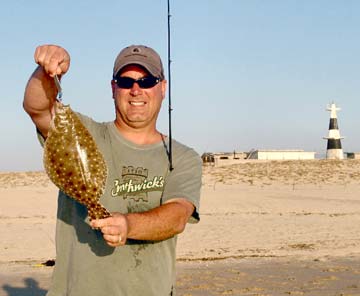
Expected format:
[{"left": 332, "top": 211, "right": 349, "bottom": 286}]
[
  {"left": 36, "top": 128, "right": 46, "bottom": 147},
  {"left": 162, "top": 145, "right": 202, "bottom": 223}
]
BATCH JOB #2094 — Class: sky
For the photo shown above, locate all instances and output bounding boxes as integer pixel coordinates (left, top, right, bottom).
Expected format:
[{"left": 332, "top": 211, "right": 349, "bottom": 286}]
[{"left": 1, "top": 0, "right": 359, "bottom": 171}]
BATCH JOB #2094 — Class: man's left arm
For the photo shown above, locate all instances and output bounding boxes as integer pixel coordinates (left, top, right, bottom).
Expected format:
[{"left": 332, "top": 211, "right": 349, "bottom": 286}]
[{"left": 90, "top": 198, "right": 194, "bottom": 247}]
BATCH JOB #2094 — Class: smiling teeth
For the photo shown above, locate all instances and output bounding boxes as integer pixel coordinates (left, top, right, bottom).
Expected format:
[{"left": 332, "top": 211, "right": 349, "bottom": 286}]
[{"left": 130, "top": 102, "right": 145, "bottom": 106}]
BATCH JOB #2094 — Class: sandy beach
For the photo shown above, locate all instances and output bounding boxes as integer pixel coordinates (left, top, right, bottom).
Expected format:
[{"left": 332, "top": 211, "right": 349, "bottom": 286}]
[{"left": 1, "top": 160, "right": 360, "bottom": 295}]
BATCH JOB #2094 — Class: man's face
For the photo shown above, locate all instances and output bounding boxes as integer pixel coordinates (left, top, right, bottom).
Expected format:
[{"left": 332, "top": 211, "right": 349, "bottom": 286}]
[{"left": 111, "top": 65, "right": 166, "bottom": 130}]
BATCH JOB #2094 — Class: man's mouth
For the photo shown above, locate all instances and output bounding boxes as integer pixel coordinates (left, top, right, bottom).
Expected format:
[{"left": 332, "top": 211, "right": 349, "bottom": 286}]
[{"left": 129, "top": 101, "right": 146, "bottom": 106}]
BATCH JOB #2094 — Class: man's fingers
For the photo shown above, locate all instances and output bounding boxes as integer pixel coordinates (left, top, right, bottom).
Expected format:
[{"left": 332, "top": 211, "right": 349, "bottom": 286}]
[
  {"left": 103, "top": 234, "right": 119, "bottom": 244},
  {"left": 100, "top": 226, "right": 120, "bottom": 235},
  {"left": 34, "top": 45, "right": 70, "bottom": 77},
  {"left": 103, "top": 234, "right": 125, "bottom": 247},
  {"left": 34, "top": 45, "right": 46, "bottom": 63},
  {"left": 90, "top": 217, "right": 112, "bottom": 229},
  {"left": 90, "top": 214, "right": 128, "bottom": 247}
]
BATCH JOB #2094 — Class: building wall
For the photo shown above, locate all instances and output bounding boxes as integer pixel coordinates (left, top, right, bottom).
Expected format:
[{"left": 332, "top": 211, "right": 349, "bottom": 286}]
[
  {"left": 251, "top": 150, "right": 315, "bottom": 160},
  {"left": 346, "top": 152, "right": 360, "bottom": 159},
  {"left": 203, "top": 150, "right": 316, "bottom": 166},
  {"left": 200, "top": 152, "right": 247, "bottom": 166}
]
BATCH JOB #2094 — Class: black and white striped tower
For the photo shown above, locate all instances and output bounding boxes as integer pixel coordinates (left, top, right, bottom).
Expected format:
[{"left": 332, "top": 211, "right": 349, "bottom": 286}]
[{"left": 323, "top": 102, "right": 344, "bottom": 159}]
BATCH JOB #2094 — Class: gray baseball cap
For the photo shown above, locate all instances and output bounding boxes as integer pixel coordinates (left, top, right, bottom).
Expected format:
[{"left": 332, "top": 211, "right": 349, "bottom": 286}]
[{"left": 113, "top": 45, "right": 165, "bottom": 79}]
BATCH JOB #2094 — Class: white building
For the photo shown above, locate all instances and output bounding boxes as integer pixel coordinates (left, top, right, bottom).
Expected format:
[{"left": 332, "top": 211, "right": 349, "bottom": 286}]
[
  {"left": 345, "top": 152, "right": 360, "bottom": 159},
  {"left": 247, "top": 149, "right": 315, "bottom": 160},
  {"left": 201, "top": 151, "right": 247, "bottom": 166}
]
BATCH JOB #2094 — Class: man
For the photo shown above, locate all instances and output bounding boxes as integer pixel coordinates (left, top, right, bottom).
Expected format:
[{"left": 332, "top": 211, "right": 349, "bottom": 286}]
[{"left": 23, "top": 44, "right": 202, "bottom": 296}]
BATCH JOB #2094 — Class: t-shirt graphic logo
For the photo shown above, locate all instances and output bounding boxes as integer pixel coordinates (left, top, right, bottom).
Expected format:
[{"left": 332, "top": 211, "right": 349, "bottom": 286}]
[
  {"left": 111, "top": 166, "right": 165, "bottom": 202},
  {"left": 122, "top": 166, "right": 148, "bottom": 201}
]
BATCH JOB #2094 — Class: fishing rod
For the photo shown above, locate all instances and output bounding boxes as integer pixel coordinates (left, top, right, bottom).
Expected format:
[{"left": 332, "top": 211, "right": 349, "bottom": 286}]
[{"left": 167, "top": 0, "right": 174, "bottom": 171}]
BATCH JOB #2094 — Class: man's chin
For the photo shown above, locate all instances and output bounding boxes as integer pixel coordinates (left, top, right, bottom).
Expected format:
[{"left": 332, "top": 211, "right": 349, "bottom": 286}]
[{"left": 127, "top": 120, "right": 149, "bottom": 129}]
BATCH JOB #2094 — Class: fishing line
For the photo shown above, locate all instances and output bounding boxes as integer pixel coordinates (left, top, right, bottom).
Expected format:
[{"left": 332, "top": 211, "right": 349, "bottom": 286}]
[{"left": 167, "top": 0, "right": 174, "bottom": 171}]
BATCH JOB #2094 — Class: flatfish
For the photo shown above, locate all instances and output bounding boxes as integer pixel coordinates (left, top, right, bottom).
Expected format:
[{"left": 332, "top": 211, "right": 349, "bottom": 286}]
[{"left": 44, "top": 101, "right": 110, "bottom": 220}]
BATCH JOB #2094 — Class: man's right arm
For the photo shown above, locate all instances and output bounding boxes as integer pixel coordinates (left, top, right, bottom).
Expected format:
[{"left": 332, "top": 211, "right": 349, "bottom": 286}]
[{"left": 23, "top": 45, "right": 71, "bottom": 137}]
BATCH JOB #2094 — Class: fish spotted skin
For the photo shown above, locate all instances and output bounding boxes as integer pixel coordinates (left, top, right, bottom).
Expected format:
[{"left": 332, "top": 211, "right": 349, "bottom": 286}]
[{"left": 44, "top": 102, "right": 110, "bottom": 220}]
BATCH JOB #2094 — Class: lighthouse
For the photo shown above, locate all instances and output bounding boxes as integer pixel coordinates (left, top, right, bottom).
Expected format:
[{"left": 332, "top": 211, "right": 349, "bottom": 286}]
[{"left": 323, "top": 102, "right": 344, "bottom": 159}]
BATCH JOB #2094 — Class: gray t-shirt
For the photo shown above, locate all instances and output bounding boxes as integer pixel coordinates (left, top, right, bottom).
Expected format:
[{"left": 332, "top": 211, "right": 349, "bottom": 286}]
[{"left": 42, "top": 113, "right": 202, "bottom": 296}]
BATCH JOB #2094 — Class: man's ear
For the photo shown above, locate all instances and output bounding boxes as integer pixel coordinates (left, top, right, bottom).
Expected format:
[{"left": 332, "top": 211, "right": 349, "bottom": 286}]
[
  {"left": 111, "top": 80, "right": 116, "bottom": 99},
  {"left": 161, "top": 79, "right": 167, "bottom": 100}
]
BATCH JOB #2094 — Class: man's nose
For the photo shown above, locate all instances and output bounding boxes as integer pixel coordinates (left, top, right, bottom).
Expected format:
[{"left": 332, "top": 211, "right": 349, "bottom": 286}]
[{"left": 130, "top": 82, "right": 142, "bottom": 96}]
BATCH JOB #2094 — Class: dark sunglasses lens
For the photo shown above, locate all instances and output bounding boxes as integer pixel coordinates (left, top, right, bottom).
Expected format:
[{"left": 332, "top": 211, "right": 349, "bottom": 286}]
[
  {"left": 115, "top": 77, "right": 135, "bottom": 89},
  {"left": 138, "top": 77, "right": 159, "bottom": 89}
]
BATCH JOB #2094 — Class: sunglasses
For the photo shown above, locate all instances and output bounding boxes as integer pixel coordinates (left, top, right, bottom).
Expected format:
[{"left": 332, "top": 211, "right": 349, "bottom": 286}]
[{"left": 114, "top": 76, "right": 161, "bottom": 89}]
